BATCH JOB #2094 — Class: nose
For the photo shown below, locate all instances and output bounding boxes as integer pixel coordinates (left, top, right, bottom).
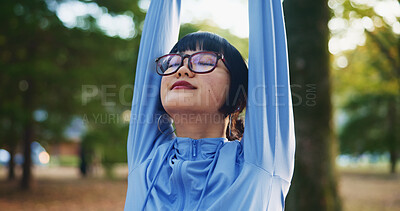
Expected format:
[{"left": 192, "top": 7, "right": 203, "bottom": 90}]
[{"left": 175, "top": 57, "right": 195, "bottom": 78}]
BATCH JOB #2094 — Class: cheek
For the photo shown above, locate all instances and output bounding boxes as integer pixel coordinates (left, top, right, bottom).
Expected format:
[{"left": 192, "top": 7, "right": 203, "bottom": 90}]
[
  {"left": 160, "top": 77, "right": 169, "bottom": 103},
  {"left": 203, "top": 75, "right": 230, "bottom": 106}
]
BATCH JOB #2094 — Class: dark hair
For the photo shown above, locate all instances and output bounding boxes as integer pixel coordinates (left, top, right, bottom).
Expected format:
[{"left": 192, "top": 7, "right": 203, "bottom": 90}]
[{"left": 169, "top": 32, "right": 248, "bottom": 141}]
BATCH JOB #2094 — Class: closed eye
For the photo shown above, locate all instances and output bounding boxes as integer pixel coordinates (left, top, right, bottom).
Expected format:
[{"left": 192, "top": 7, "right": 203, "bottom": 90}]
[
  {"left": 168, "top": 62, "right": 180, "bottom": 68},
  {"left": 198, "top": 62, "right": 214, "bottom": 66}
]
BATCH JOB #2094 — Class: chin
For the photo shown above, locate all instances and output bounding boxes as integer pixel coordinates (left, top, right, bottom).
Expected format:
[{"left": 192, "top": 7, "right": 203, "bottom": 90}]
[
  {"left": 161, "top": 93, "right": 222, "bottom": 116},
  {"left": 163, "top": 103, "right": 202, "bottom": 115},
  {"left": 162, "top": 92, "right": 199, "bottom": 108}
]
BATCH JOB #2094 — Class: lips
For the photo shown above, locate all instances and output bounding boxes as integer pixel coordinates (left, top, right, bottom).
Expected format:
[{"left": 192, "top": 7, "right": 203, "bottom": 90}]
[{"left": 171, "top": 80, "right": 197, "bottom": 90}]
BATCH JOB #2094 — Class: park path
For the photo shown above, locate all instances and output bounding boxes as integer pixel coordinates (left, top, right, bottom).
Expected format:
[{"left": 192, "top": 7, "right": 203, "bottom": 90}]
[{"left": 0, "top": 166, "right": 399, "bottom": 211}]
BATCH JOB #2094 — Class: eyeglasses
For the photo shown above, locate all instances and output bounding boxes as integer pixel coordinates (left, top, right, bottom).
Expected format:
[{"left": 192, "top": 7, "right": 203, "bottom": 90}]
[{"left": 155, "top": 51, "right": 227, "bottom": 76}]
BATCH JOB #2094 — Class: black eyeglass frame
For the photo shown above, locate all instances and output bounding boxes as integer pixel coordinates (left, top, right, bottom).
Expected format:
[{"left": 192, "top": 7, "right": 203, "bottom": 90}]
[{"left": 155, "top": 51, "right": 228, "bottom": 76}]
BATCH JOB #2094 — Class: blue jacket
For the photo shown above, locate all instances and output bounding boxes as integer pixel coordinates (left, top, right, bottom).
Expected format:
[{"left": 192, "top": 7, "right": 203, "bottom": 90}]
[{"left": 124, "top": 0, "right": 295, "bottom": 210}]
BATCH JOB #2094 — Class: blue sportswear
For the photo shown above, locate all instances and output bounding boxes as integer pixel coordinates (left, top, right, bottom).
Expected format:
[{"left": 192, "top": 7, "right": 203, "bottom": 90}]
[{"left": 124, "top": 0, "right": 296, "bottom": 210}]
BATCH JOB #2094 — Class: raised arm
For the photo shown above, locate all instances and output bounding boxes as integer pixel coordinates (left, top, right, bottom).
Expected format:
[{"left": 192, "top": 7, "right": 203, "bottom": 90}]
[
  {"left": 243, "top": 0, "right": 295, "bottom": 183},
  {"left": 127, "top": 0, "right": 181, "bottom": 173}
]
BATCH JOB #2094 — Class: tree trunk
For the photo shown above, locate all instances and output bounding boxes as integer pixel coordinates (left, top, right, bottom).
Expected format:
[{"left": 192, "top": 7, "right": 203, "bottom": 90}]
[
  {"left": 21, "top": 123, "right": 33, "bottom": 189},
  {"left": 7, "top": 145, "right": 16, "bottom": 181},
  {"left": 7, "top": 120, "right": 17, "bottom": 181},
  {"left": 387, "top": 98, "right": 397, "bottom": 174},
  {"left": 21, "top": 79, "right": 34, "bottom": 190},
  {"left": 80, "top": 144, "right": 88, "bottom": 177},
  {"left": 283, "top": 0, "right": 342, "bottom": 210}
]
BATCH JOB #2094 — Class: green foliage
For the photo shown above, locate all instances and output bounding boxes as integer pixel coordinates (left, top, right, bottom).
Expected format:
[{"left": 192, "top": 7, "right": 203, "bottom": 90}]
[
  {"left": 0, "top": 0, "right": 141, "bottom": 176},
  {"left": 330, "top": 0, "right": 399, "bottom": 173},
  {"left": 56, "top": 155, "right": 80, "bottom": 167},
  {"left": 82, "top": 120, "right": 129, "bottom": 165},
  {"left": 339, "top": 94, "right": 397, "bottom": 154},
  {"left": 179, "top": 22, "right": 249, "bottom": 59}
]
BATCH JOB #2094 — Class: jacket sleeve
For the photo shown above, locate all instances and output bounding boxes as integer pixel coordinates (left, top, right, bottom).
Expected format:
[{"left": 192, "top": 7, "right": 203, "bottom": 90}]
[
  {"left": 126, "top": 0, "right": 181, "bottom": 173},
  {"left": 243, "top": 0, "right": 296, "bottom": 183}
]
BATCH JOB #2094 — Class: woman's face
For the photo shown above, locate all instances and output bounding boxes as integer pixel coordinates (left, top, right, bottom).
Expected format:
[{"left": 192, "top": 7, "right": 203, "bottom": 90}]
[{"left": 160, "top": 50, "right": 230, "bottom": 116}]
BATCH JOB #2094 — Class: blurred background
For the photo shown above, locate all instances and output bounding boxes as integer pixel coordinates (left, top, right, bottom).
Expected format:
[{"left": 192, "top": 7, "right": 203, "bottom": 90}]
[{"left": 0, "top": 0, "right": 398, "bottom": 210}]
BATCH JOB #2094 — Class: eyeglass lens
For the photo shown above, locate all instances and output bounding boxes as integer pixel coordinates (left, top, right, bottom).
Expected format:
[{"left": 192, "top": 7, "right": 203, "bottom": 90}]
[{"left": 157, "top": 52, "right": 218, "bottom": 75}]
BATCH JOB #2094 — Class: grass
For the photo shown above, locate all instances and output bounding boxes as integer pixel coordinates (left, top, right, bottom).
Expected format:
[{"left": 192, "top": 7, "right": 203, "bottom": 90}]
[{"left": 49, "top": 155, "right": 80, "bottom": 167}]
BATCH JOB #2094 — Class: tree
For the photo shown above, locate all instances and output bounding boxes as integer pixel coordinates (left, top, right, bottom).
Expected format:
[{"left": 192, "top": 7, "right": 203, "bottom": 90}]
[
  {"left": 331, "top": 0, "right": 399, "bottom": 173},
  {"left": 179, "top": 21, "right": 248, "bottom": 58},
  {"left": 339, "top": 94, "right": 398, "bottom": 160},
  {"left": 81, "top": 121, "right": 129, "bottom": 178},
  {"left": 0, "top": 0, "right": 143, "bottom": 189},
  {"left": 283, "top": 0, "right": 342, "bottom": 210}
]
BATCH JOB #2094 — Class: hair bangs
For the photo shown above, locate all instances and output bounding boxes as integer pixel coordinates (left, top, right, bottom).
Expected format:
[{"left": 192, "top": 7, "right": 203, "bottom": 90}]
[{"left": 170, "top": 32, "right": 227, "bottom": 54}]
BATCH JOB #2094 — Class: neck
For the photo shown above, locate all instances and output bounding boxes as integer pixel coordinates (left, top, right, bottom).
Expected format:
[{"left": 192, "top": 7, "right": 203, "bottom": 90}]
[{"left": 172, "top": 113, "right": 229, "bottom": 140}]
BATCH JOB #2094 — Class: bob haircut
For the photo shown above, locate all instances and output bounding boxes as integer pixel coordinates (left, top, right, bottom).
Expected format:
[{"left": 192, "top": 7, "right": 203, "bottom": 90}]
[{"left": 169, "top": 32, "right": 248, "bottom": 141}]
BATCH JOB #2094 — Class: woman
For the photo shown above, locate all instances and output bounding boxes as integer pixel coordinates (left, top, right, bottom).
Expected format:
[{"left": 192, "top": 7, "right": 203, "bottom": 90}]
[{"left": 124, "top": 0, "right": 295, "bottom": 210}]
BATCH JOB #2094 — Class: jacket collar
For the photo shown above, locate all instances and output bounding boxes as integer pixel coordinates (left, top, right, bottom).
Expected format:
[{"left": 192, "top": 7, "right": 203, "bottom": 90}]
[{"left": 173, "top": 137, "right": 228, "bottom": 161}]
